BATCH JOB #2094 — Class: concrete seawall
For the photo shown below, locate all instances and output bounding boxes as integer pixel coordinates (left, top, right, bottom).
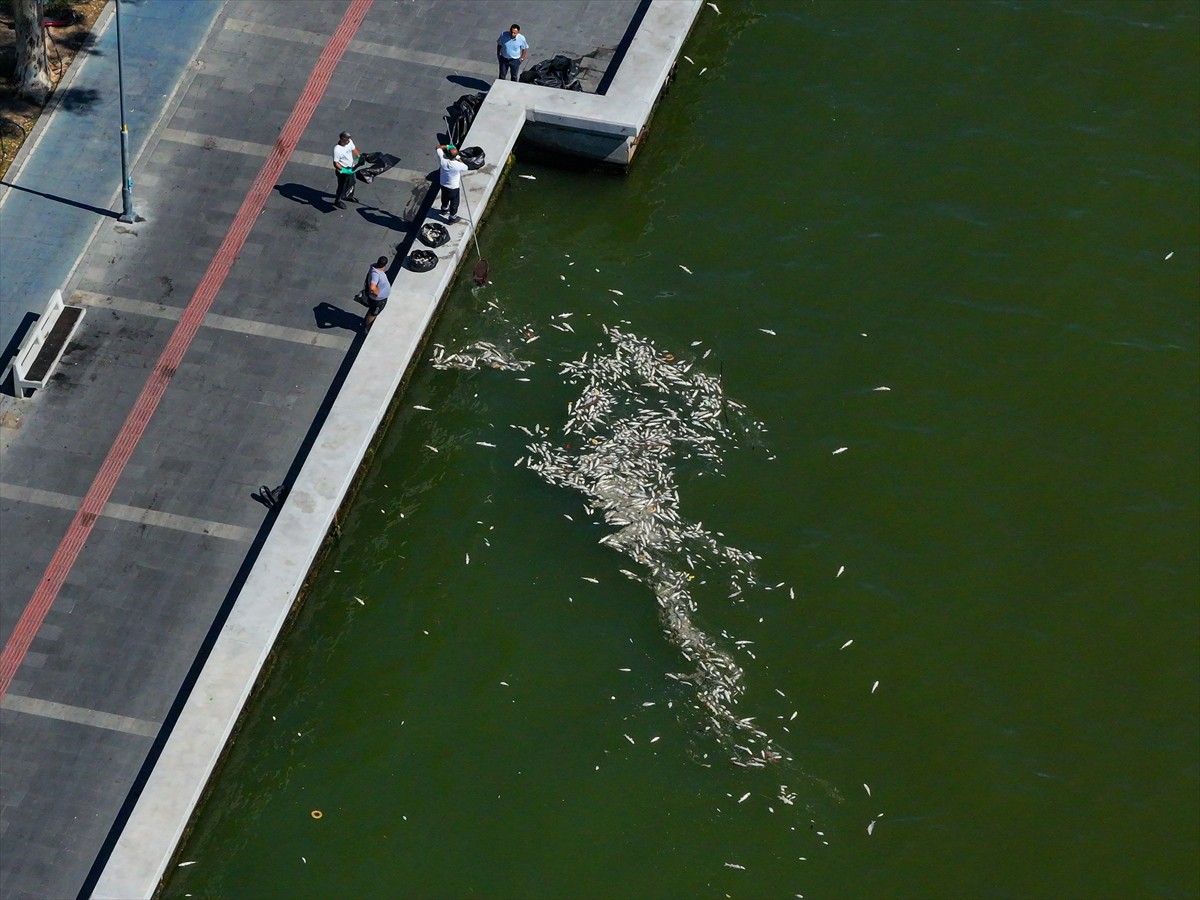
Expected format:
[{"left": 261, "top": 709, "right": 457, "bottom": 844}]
[{"left": 92, "top": 2, "right": 702, "bottom": 896}]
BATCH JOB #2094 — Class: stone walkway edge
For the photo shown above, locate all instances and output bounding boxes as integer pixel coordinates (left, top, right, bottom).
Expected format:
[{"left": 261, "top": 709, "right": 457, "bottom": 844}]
[{"left": 91, "top": 2, "right": 702, "bottom": 897}]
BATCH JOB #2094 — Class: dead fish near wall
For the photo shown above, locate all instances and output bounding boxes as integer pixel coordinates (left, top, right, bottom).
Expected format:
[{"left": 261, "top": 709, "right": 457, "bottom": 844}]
[
  {"left": 522, "top": 327, "right": 783, "bottom": 765},
  {"left": 430, "top": 341, "right": 534, "bottom": 372}
]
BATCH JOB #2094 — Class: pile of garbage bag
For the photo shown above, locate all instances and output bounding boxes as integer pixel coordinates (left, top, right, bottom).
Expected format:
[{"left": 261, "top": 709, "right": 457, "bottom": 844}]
[
  {"left": 407, "top": 250, "right": 438, "bottom": 272},
  {"left": 519, "top": 54, "right": 583, "bottom": 91},
  {"left": 419, "top": 223, "right": 449, "bottom": 248},
  {"left": 457, "top": 146, "right": 485, "bottom": 170},
  {"left": 355, "top": 152, "right": 400, "bottom": 184},
  {"left": 446, "top": 93, "right": 485, "bottom": 148}
]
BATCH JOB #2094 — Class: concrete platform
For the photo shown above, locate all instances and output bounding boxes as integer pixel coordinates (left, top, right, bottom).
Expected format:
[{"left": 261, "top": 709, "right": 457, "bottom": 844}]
[{"left": 0, "top": 2, "right": 704, "bottom": 898}]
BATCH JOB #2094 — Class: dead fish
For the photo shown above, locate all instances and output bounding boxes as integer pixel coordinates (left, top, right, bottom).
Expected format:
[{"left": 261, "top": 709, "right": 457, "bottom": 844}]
[
  {"left": 867, "top": 820, "right": 876, "bottom": 836},
  {"left": 425, "top": 445, "right": 439, "bottom": 453},
  {"left": 1165, "top": 251, "right": 1174, "bottom": 259},
  {"left": 871, "top": 680, "right": 880, "bottom": 693},
  {"left": 413, "top": 404, "right": 432, "bottom": 410},
  {"left": 837, "top": 565, "right": 845, "bottom": 577},
  {"left": 738, "top": 792, "right": 751, "bottom": 803},
  {"left": 724, "top": 863, "right": 745, "bottom": 870},
  {"left": 465, "top": 553, "right": 470, "bottom": 565},
  {"left": 873, "top": 386, "right": 891, "bottom": 392},
  {"left": 476, "top": 441, "right": 497, "bottom": 448},
  {"left": 582, "top": 576, "right": 599, "bottom": 583},
  {"left": 759, "top": 328, "right": 776, "bottom": 335},
  {"left": 679, "top": 265, "right": 693, "bottom": 274},
  {"left": 699, "top": 66, "right": 708, "bottom": 75},
  {"left": 354, "top": 597, "right": 365, "bottom": 606},
  {"left": 500, "top": 681, "right": 509, "bottom": 686},
  {"left": 864, "top": 783, "right": 872, "bottom": 796},
  {"left": 683, "top": 55, "right": 695, "bottom": 64},
  {"left": 519, "top": 174, "right": 537, "bottom": 180},
  {"left": 609, "top": 289, "right": 624, "bottom": 296},
  {"left": 650, "top": 736, "right": 660, "bottom": 743},
  {"left": 177, "top": 861, "right": 197, "bottom": 867},
  {"left": 832, "top": 447, "right": 848, "bottom": 455},
  {"left": 624, "top": 734, "right": 636, "bottom": 744},
  {"left": 707, "top": 2, "right": 721, "bottom": 13},
  {"left": 840, "top": 639, "right": 853, "bottom": 650}
]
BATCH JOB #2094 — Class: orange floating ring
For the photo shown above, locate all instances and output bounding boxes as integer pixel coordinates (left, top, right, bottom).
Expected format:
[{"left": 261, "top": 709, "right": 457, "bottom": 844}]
[{"left": 311, "top": 810, "right": 323, "bottom": 819}]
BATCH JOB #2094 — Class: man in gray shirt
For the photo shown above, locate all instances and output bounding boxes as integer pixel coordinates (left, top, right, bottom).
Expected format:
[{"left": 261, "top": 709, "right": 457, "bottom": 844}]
[{"left": 363, "top": 256, "right": 390, "bottom": 330}]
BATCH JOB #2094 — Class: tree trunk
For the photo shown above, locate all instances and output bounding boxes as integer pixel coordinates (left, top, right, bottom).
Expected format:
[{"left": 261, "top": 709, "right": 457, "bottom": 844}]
[{"left": 14, "top": 0, "right": 52, "bottom": 104}]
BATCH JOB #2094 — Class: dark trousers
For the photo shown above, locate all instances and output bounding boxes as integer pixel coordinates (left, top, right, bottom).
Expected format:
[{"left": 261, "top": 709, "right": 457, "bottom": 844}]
[
  {"left": 335, "top": 170, "right": 356, "bottom": 203},
  {"left": 439, "top": 185, "right": 460, "bottom": 217},
  {"left": 498, "top": 57, "right": 521, "bottom": 81}
]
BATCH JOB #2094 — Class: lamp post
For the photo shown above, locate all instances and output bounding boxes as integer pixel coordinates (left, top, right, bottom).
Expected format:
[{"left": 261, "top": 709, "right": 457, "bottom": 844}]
[{"left": 115, "top": 0, "right": 137, "bottom": 223}]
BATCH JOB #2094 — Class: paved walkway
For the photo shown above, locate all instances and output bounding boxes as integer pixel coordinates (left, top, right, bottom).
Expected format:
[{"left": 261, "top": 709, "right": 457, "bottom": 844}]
[{"left": 0, "top": 2, "right": 641, "bottom": 897}]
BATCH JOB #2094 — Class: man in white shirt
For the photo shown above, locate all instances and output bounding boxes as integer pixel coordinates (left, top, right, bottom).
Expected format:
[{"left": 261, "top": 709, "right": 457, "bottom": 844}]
[
  {"left": 332, "top": 131, "right": 360, "bottom": 209},
  {"left": 436, "top": 143, "right": 470, "bottom": 223},
  {"left": 496, "top": 23, "right": 528, "bottom": 82}
]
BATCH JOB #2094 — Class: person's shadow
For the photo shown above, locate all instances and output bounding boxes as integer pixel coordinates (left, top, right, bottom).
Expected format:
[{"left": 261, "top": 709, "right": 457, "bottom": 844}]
[
  {"left": 313, "top": 301, "right": 363, "bottom": 332},
  {"left": 276, "top": 182, "right": 335, "bottom": 212}
]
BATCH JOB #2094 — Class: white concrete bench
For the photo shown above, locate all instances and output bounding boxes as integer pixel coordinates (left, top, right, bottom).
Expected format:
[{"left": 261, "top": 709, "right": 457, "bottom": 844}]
[{"left": 7, "top": 290, "right": 86, "bottom": 396}]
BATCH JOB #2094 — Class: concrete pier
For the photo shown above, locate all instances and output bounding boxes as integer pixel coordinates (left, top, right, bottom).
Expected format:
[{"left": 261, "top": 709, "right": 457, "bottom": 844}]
[{"left": 0, "top": 1, "right": 703, "bottom": 898}]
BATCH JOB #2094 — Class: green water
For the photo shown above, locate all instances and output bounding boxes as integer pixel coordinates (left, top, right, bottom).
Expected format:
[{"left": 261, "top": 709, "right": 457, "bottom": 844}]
[{"left": 165, "top": 2, "right": 1198, "bottom": 897}]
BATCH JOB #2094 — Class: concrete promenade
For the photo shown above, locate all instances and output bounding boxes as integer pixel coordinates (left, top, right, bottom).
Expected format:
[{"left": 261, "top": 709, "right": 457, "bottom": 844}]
[{"left": 0, "top": 1, "right": 702, "bottom": 897}]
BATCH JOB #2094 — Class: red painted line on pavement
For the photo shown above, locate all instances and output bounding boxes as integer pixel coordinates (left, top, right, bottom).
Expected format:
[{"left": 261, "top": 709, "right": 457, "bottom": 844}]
[{"left": 0, "top": 0, "right": 375, "bottom": 700}]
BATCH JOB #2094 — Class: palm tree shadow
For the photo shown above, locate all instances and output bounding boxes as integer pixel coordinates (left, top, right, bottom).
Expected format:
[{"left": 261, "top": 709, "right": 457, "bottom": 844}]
[
  {"left": 447, "top": 75, "right": 491, "bottom": 91},
  {"left": 276, "top": 182, "right": 335, "bottom": 212},
  {"left": 57, "top": 87, "right": 103, "bottom": 113},
  {"left": 356, "top": 204, "right": 410, "bottom": 232}
]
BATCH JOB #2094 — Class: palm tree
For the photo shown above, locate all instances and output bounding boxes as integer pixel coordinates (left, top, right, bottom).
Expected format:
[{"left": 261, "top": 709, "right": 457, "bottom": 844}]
[{"left": 14, "top": 0, "right": 52, "bottom": 103}]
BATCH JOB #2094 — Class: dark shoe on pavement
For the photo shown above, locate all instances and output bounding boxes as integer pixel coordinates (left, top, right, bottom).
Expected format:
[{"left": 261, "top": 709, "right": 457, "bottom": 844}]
[
  {"left": 347, "top": 195, "right": 362, "bottom": 204},
  {"left": 335, "top": 201, "right": 347, "bottom": 209},
  {"left": 446, "top": 215, "right": 459, "bottom": 224}
]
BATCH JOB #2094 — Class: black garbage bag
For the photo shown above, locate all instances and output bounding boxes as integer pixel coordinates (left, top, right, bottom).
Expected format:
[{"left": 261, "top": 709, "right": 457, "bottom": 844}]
[
  {"left": 418, "top": 223, "right": 449, "bottom": 248},
  {"left": 407, "top": 250, "right": 438, "bottom": 272},
  {"left": 446, "top": 92, "right": 486, "bottom": 148},
  {"left": 356, "top": 152, "right": 400, "bottom": 184},
  {"left": 458, "top": 146, "right": 485, "bottom": 170},
  {"left": 519, "top": 54, "right": 583, "bottom": 91}
]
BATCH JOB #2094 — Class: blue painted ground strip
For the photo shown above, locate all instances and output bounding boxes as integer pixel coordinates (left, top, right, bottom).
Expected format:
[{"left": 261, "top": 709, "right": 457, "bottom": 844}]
[{"left": 0, "top": 0, "right": 222, "bottom": 353}]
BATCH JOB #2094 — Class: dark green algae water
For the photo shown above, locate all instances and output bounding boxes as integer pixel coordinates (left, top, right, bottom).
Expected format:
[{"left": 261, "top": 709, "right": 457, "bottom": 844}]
[{"left": 165, "top": 2, "right": 1198, "bottom": 898}]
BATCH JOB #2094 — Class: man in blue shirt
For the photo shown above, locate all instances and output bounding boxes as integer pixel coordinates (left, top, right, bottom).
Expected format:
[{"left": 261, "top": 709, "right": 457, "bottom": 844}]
[{"left": 496, "top": 23, "right": 528, "bottom": 82}]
